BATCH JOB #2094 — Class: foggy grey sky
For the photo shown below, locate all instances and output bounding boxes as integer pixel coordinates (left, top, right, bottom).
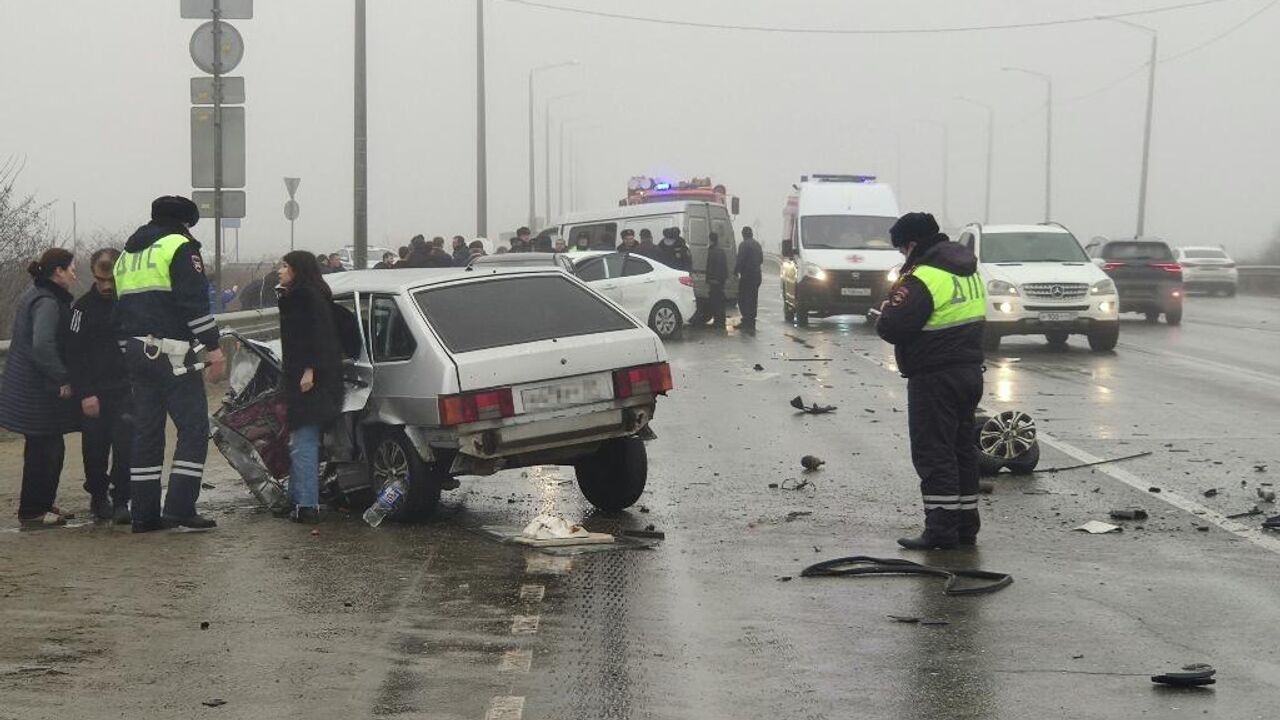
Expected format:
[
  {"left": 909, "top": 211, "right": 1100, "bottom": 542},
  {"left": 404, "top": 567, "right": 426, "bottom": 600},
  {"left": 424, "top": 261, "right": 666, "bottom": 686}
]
[{"left": 2, "top": 0, "right": 1278, "bottom": 260}]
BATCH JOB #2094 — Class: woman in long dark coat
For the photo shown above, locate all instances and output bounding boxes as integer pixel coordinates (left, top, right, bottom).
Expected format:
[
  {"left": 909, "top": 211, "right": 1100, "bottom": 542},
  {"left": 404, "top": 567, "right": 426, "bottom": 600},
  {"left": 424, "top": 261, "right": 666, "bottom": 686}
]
[
  {"left": 275, "top": 250, "right": 344, "bottom": 523},
  {"left": 0, "top": 248, "right": 80, "bottom": 526}
]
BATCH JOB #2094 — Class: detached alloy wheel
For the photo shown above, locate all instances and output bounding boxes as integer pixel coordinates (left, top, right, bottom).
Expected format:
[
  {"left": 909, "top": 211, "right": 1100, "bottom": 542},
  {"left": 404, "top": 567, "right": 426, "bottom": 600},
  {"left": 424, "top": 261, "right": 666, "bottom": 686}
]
[
  {"left": 649, "top": 301, "right": 683, "bottom": 340},
  {"left": 975, "top": 411, "right": 1039, "bottom": 476},
  {"left": 369, "top": 429, "right": 441, "bottom": 522},
  {"left": 574, "top": 437, "right": 648, "bottom": 512}
]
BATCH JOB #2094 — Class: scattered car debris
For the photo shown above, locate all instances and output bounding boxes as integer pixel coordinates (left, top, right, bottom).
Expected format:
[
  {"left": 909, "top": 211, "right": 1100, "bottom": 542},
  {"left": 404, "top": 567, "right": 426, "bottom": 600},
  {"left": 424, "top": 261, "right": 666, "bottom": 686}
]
[
  {"left": 200, "top": 621, "right": 210, "bottom": 630},
  {"left": 622, "top": 528, "right": 666, "bottom": 540},
  {"left": 1076, "top": 521, "right": 1123, "bottom": 534},
  {"left": 1202, "top": 488, "right": 1219, "bottom": 498},
  {"left": 801, "top": 556, "right": 1013, "bottom": 596},
  {"left": 767, "top": 482, "right": 779, "bottom": 489},
  {"left": 778, "top": 478, "right": 814, "bottom": 492},
  {"left": 1151, "top": 663, "right": 1216, "bottom": 688},
  {"left": 1226, "top": 507, "right": 1264, "bottom": 520},
  {"left": 513, "top": 515, "right": 613, "bottom": 548},
  {"left": 1263, "top": 515, "right": 1280, "bottom": 531},
  {"left": 784, "top": 511, "right": 813, "bottom": 522},
  {"left": 786, "top": 358, "right": 832, "bottom": 362},
  {"left": 1038, "top": 451, "right": 1153, "bottom": 474},
  {"left": 1196, "top": 525, "right": 1210, "bottom": 532},
  {"left": 1256, "top": 464, "right": 1269, "bottom": 473},
  {"left": 753, "top": 364, "right": 765, "bottom": 372},
  {"left": 801, "top": 455, "right": 825, "bottom": 472},
  {"left": 1257, "top": 484, "right": 1275, "bottom": 503},
  {"left": 200, "top": 482, "right": 216, "bottom": 490},
  {"left": 1108, "top": 508, "right": 1149, "bottom": 521},
  {"left": 790, "top": 396, "right": 837, "bottom": 414},
  {"left": 777, "top": 576, "right": 793, "bottom": 582},
  {"left": 202, "top": 699, "right": 228, "bottom": 708},
  {"left": 1148, "top": 487, "right": 1162, "bottom": 493},
  {"left": 888, "top": 615, "right": 920, "bottom": 623}
]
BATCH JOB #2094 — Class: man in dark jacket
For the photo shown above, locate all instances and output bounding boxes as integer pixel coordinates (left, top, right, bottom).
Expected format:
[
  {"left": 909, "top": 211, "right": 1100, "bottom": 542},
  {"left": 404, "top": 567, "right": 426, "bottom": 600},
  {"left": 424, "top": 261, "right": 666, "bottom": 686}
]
[
  {"left": 654, "top": 227, "right": 691, "bottom": 271},
  {"left": 635, "top": 229, "right": 657, "bottom": 258},
  {"left": 428, "top": 237, "right": 455, "bottom": 267},
  {"left": 705, "top": 232, "right": 729, "bottom": 328},
  {"left": 451, "top": 235, "right": 470, "bottom": 265},
  {"left": 114, "top": 195, "right": 225, "bottom": 533},
  {"left": 69, "top": 248, "right": 132, "bottom": 524},
  {"left": 876, "top": 212, "right": 986, "bottom": 550},
  {"left": 404, "top": 235, "right": 433, "bottom": 267},
  {"left": 734, "top": 226, "right": 764, "bottom": 330}
]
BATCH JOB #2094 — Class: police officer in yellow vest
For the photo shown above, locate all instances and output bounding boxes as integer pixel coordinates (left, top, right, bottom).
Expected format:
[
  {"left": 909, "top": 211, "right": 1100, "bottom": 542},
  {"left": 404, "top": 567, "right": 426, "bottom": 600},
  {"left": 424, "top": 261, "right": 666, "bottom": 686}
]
[
  {"left": 876, "top": 212, "right": 986, "bottom": 550},
  {"left": 113, "top": 196, "right": 226, "bottom": 533}
]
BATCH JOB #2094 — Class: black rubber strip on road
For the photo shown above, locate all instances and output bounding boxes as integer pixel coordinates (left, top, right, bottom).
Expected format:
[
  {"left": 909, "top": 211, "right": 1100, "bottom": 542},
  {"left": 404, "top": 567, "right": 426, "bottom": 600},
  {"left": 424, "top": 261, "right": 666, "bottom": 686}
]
[{"left": 800, "top": 556, "right": 1014, "bottom": 596}]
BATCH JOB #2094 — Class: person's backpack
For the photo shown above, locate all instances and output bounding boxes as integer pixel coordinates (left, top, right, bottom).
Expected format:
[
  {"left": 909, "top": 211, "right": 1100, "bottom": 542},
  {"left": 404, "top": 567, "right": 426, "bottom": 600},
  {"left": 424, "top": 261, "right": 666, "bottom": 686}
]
[{"left": 331, "top": 302, "right": 362, "bottom": 360}]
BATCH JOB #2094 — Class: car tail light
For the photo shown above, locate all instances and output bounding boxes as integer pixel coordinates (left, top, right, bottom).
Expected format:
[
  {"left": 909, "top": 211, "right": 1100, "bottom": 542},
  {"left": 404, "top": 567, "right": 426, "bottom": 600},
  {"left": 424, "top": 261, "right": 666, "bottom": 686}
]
[
  {"left": 679, "top": 275, "right": 694, "bottom": 287},
  {"left": 614, "top": 363, "right": 674, "bottom": 399},
  {"left": 1152, "top": 262, "right": 1183, "bottom": 274},
  {"left": 438, "top": 388, "right": 516, "bottom": 426},
  {"left": 1102, "top": 261, "right": 1126, "bottom": 271}
]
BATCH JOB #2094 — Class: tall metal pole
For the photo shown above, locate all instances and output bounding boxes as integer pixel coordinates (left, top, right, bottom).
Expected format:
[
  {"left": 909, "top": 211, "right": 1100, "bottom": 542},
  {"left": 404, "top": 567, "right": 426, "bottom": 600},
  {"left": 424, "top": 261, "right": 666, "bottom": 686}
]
[
  {"left": 476, "top": 0, "right": 488, "bottom": 237},
  {"left": 955, "top": 97, "right": 994, "bottom": 224},
  {"left": 212, "top": 0, "right": 224, "bottom": 310},
  {"left": 1002, "top": 67, "right": 1053, "bottom": 222},
  {"left": 527, "top": 61, "right": 577, "bottom": 229},
  {"left": 543, "top": 93, "right": 576, "bottom": 226},
  {"left": 558, "top": 120, "right": 565, "bottom": 218},
  {"left": 354, "top": 0, "right": 368, "bottom": 268},
  {"left": 1137, "top": 32, "right": 1157, "bottom": 237},
  {"left": 568, "top": 136, "right": 576, "bottom": 213}
]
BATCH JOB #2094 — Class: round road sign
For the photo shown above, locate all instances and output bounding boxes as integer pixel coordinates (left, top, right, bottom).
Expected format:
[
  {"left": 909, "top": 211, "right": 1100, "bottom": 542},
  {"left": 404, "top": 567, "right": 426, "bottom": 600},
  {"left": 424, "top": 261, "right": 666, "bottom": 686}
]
[
  {"left": 190, "top": 21, "right": 245, "bottom": 75},
  {"left": 284, "top": 200, "right": 300, "bottom": 221}
]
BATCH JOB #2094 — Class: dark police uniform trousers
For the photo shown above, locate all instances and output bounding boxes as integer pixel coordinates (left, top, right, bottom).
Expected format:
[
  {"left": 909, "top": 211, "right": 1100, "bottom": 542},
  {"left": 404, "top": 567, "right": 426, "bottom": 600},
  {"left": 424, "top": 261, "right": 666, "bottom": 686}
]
[{"left": 907, "top": 365, "right": 984, "bottom": 538}]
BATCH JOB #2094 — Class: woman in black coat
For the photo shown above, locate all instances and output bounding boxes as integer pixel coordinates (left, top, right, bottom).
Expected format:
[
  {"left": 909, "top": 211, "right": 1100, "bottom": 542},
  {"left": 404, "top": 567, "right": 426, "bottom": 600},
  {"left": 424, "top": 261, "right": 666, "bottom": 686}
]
[
  {"left": 0, "top": 249, "right": 80, "bottom": 526},
  {"left": 276, "top": 250, "right": 345, "bottom": 523}
]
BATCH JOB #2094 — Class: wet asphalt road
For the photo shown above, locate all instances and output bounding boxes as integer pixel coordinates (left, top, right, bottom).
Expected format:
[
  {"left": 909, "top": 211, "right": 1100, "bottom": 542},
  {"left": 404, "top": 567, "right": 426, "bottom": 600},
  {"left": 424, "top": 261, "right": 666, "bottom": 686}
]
[{"left": 2, "top": 290, "right": 1279, "bottom": 719}]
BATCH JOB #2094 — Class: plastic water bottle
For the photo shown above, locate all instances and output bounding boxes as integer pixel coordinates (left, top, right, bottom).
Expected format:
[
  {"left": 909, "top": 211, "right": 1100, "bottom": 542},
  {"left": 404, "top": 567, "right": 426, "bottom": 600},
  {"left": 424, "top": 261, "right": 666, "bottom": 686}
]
[{"left": 363, "top": 479, "right": 407, "bottom": 528}]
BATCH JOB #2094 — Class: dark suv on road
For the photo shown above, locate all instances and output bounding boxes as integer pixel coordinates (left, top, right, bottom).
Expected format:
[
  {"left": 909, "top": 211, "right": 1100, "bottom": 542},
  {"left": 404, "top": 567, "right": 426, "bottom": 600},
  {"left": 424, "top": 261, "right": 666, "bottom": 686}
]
[{"left": 1089, "top": 238, "right": 1184, "bottom": 325}]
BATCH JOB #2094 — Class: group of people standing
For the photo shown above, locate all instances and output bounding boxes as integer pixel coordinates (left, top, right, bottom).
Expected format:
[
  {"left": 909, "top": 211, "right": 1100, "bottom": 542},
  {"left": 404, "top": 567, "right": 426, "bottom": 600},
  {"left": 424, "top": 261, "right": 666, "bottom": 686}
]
[{"left": 0, "top": 195, "right": 348, "bottom": 530}]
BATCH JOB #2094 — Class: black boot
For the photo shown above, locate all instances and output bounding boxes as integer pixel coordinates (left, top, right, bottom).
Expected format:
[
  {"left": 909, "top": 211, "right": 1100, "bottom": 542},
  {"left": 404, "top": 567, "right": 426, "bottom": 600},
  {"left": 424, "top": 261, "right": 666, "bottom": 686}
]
[
  {"left": 90, "top": 494, "right": 113, "bottom": 522},
  {"left": 899, "top": 508, "right": 961, "bottom": 550},
  {"left": 112, "top": 501, "right": 132, "bottom": 525},
  {"left": 897, "top": 532, "right": 958, "bottom": 550},
  {"left": 161, "top": 514, "right": 218, "bottom": 532}
]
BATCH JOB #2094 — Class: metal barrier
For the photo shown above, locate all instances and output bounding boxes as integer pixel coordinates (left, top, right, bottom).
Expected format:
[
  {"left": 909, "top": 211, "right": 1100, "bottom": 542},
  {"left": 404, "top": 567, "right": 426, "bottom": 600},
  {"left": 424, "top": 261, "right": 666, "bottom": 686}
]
[
  {"left": 1239, "top": 266, "right": 1280, "bottom": 296},
  {"left": 0, "top": 306, "right": 280, "bottom": 359}
]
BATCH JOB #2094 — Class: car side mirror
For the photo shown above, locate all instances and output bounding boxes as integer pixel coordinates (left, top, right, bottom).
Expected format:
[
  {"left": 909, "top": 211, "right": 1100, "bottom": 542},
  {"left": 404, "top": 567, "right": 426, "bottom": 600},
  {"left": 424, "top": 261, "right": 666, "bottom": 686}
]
[
  {"left": 781, "top": 239, "right": 794, "bottom": 258},
  {"left": 730, "top": 197, "right": 740, "bottom": 216}
]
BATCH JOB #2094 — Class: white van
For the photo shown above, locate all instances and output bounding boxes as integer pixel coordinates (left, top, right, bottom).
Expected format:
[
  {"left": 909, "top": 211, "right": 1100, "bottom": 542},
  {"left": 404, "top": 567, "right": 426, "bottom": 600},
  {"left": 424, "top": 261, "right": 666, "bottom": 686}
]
[
  {"left": 779, "top": 175, "right": 901, "bottom": 325},
  {"left": 559, "top": 200, "right": 739, "bottom": 317}
]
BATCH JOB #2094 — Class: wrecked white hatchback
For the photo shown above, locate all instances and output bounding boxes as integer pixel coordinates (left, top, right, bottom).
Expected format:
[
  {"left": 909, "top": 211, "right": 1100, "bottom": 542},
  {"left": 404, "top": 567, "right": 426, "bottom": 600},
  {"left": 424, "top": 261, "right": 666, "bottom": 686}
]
[{"left": 212, "top": 267, "right": 672, "bottom": 521}]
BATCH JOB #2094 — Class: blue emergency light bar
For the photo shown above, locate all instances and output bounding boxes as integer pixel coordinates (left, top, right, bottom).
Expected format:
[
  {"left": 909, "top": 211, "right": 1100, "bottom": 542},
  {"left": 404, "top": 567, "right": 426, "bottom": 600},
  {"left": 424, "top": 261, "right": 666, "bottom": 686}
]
[
  {"left": 804, "top": 174, "right": 877, "bottom": 183},
  {"left": 653, "top": 182, "right": 672, "bottom": 191}
]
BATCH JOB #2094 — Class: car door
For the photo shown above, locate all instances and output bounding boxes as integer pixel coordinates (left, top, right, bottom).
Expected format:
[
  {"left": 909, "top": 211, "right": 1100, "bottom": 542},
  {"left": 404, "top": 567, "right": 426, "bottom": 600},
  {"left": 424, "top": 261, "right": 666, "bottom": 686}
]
[
  {"left": 619, "top": 254, "right": 660, "bottom": 318},
  {"left": 332, "top": 292, "right": 375, "bottom": 414}
]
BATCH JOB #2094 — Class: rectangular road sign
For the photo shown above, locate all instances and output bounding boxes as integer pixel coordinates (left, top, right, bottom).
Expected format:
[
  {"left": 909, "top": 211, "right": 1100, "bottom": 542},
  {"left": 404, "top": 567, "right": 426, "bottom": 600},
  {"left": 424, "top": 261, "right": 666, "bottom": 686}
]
[
  {"left": 191, "top": 106, "right": 245, "bottom": 188},
  {"left": 192, "top": 190, "right": 246, "bottom": 219},
  {"left": 191, "top": 76, "right": 245, "bottom": 105},
  {"left": 181, "top": 0, "right": 254, "bottom": 19}
]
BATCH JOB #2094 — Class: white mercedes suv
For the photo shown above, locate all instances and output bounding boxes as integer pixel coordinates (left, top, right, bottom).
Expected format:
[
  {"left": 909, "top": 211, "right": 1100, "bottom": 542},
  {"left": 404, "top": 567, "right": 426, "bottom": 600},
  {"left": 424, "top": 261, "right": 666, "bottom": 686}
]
[{"left": 956, "top": 223, "right": 1120, "bottom": 353}]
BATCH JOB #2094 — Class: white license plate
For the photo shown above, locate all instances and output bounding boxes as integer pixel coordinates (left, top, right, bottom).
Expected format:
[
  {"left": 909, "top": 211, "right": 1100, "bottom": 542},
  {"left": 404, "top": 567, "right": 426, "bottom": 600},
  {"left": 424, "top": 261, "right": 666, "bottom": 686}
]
[
  {"left": 1038, "top": 312, "right": 1078, "bottom": 322},
  {"left": 521, "top": 375, "right": 613, "bottom": 412},
  {"left": 841, "top": 287, "right": 872, "bottom": 297}
]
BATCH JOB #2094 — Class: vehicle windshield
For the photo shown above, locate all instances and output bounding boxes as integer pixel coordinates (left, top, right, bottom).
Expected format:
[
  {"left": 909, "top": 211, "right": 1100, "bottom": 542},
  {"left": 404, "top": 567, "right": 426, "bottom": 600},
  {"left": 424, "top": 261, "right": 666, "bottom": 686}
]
[
  {"left": 471, "top": 253, "right": 561, "bottom": 266},
  {"left": 800, "top": 215, "right": 895, "bottom": 250},
  {"left": 981, "top": 232, "right": 1089, "bottom": 263},
  {"left": 1103, "top": 241, "right": 1174, "bottom": 261},
  {"left": 1184, "top": 248, "right": 1228, "bottom": 259},
  {"left": 415, "top": 275, "right": 636, "bottom": 353}
]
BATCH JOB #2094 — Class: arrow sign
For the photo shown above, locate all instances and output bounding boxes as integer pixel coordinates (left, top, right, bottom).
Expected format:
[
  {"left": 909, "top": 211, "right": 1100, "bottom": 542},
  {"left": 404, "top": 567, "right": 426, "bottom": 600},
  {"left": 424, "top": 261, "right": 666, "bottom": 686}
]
[{"left": 284, "top": 177, "right": 301, "bottom": 199}]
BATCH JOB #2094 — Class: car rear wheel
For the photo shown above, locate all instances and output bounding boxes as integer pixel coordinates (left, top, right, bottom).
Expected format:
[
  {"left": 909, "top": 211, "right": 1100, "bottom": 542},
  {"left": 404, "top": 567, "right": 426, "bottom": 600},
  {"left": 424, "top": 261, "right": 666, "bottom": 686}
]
[
  {"left": 574, "top": 437, "right": 647, "bottom": 512},
  {"left": 1087, "top": 323, "right": 1120, "bottom": 352},
  {"left": 649, "top": 301, "right": 683, "bottom": 340},
  {"left": 1045, "top": 331, "right": 1070, "bottom": 347},
  {"left": 369, "top": 429, "right": 442, "bottom": 522},
  {"left": 1165, "top": 306, "right": 1183, "bottom": 325}
]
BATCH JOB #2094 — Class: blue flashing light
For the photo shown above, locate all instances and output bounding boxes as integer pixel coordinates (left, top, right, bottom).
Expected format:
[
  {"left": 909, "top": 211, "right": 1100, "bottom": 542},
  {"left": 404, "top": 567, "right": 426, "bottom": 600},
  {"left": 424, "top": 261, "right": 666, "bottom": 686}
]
[{"left": 654, "top": 182, "right": 672, "bottom": 191}]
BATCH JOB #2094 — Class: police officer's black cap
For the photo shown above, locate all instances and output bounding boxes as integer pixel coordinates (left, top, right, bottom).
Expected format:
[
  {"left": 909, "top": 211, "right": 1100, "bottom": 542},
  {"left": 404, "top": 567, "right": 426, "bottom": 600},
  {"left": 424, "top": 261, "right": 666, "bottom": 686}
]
[
  {"left": 620, "top": 228, "right": 635, "bottom": 238},
  {"left": 151, "top": 195, "right": 200, "bottom": 227},
  {"left": 742, "top": 226, "right": 754, "bottom": 238},
  {"left": 889, "top": 212, "right": 939, "bottom": 248}
]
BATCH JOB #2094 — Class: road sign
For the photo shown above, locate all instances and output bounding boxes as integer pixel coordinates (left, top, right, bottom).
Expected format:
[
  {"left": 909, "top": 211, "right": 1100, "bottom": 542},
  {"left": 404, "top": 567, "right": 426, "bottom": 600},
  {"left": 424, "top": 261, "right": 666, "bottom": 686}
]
[
  {"left": 284, "top": 200, "right": 300, "bottom": 221},
  {"left": 191, "top": 106, "right": 246, "bottom": 188},
  {"left": 221, "top": 217, "right": 241, "bottom": 229},
  {"left": 284, "top": 177, "right": 300, "bottom": 199},
  {"left": 191, "top": 76, "right": 244, "bottom": 105},
  {"left": 189, "top": 21, "right": 245, "bottom": 74},
  {"left": 192, "top": 190, "right": 246, "bottom": 219},
  {"left": 181, "top": 0, "right": 254, "bottom": 19}
]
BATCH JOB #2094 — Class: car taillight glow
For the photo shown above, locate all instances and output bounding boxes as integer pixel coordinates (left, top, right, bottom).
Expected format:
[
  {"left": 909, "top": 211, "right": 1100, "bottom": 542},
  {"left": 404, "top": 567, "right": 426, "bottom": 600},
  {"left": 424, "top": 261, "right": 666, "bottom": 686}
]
[
  {"left": 679, "top": 275, "right": 694, "bottom": 287},
  {"left": 613, "top": 362, "right": 674, "bottom": 399},
  {"left": 438, "top": 388, "right": 516, "bottom": 426},
  {"left": 1152, "top": 262, "right": 1183, "bottom": 274},
  {"left": 1102, "top": 261, "right": 1126, "bottom": 271}
]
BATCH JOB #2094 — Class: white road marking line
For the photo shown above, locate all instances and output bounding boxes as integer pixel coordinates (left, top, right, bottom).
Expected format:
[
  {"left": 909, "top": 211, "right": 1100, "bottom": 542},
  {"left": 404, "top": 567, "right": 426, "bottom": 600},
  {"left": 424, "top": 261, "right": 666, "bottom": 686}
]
[
  {"left": 485, "top": 695, "right": 525, "bottom": 720},
  {"left": 499, "top": 649, "right": 533, "bottom": 674},
  {"left": 1118, "top": 343, "right": 1280, "bottom": 390},
  {"left": 511, "top": 615, "right": 540, "bottom": 635},
  {"left": 519, "top": 584, "right": 545, "bottom": 602},
  {"left": 1038, "top": 431, "right": 1280, "bottom": 555}
]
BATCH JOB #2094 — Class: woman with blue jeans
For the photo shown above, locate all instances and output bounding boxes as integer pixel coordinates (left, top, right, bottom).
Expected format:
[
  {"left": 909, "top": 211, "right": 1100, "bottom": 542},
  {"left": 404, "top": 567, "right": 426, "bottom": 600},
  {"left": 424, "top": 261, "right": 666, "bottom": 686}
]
[{"left": 275, "top": 251, "right": 344, "bottom": 523}]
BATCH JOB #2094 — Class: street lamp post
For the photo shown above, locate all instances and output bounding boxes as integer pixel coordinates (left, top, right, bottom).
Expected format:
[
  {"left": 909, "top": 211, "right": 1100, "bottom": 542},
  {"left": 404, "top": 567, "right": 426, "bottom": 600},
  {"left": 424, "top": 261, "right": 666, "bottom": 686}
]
[
  {"left": 1104, "top": 18, "right": 1158, "bottom": 238},
  {"left": 955, "top": 97, "right": 994, "bottom": 224},
  {"left": 1003, "top": 67, "right": 1053, "bottom": 222},
  {"left": 544, "top": 92, "right": 577, "bottom": 226},
  {"left": 476, "top": 0, "right": 487, "bottom": 237},
  {"left": 527, "top": 61, "right": 577, "bottom": 229},
  {"left": 918, "top": 120, "right": 950, "bottom": 226}
]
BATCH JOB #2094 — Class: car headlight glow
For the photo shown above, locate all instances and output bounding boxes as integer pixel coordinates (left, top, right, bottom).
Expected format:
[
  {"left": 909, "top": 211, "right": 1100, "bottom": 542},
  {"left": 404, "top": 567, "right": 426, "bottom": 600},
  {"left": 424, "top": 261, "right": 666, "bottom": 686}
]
[
  {"left": 803, "top": 262, "right": 827, "bottom": 281},
  {"left": 997, "top": 301, "right": 1014, "bottom": 314},
  {"left": 987, "top": 279, "right": 1019, "bottom": 297},
  {"left": 1090, "top": 279, "right": 1117, "bottom": 296}
]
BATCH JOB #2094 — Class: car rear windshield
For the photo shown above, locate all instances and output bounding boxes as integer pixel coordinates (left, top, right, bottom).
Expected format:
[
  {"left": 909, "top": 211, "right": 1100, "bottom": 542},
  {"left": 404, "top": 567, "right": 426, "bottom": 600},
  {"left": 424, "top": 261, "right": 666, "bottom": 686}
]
[
  {"left": 800, "top": 215, "right": 895, "bottom": 250},
  {"left": 415, "top": 275, "right": 637, "bottom": 353},
  {"left": 981, "top": 232, "right": 1088, "bottom": 263},
  {"left": 1103, "top": 242, "right": 1174, "bottom": 261},
  {"left": 1184, "top": 248, "right": 1228, "bottom": 259}
]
